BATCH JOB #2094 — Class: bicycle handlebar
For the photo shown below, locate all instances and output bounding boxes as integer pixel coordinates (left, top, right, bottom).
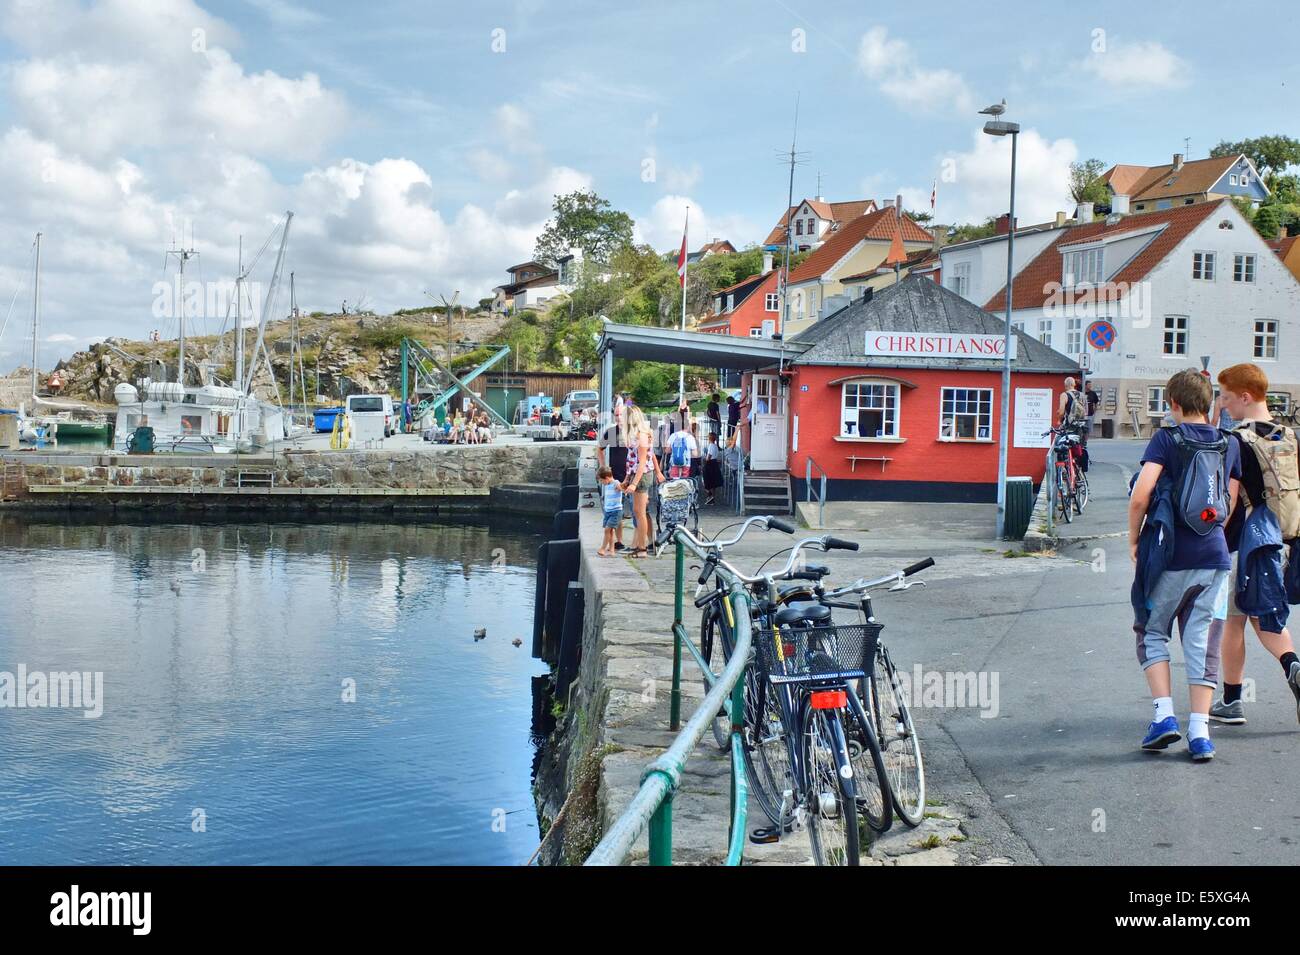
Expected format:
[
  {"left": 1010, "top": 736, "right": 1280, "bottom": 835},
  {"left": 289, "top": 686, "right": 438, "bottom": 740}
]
[{"left": 824, "top": 556, "right": 936, "bottom": 599}]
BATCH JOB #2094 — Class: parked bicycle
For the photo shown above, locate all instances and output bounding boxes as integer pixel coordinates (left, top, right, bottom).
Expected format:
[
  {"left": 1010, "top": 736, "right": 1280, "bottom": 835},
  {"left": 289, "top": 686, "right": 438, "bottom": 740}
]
[
  {"left": 1043, "top": 425, "right": 1089, "bottom": 523},
  {"left": 685, "top": 526, "right": 892, "bottom": 864}
]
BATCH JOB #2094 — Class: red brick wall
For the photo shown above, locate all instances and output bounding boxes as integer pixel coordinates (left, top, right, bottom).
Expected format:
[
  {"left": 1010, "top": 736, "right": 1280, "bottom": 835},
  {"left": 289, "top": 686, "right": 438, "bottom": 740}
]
[{"left": 786, "top": 364, "right": 1064, "bottom": 488}]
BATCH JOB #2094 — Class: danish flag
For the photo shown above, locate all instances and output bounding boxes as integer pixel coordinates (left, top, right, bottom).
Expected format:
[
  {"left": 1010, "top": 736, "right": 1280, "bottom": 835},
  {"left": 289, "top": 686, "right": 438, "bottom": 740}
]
[{"left": 677, "top": 229, "right": 688, "bottom": 286}]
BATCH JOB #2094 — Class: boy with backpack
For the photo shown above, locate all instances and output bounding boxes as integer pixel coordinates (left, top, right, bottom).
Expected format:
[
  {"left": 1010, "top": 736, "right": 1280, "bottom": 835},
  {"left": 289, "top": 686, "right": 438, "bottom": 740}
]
[
  {"left": 1129, "top": 369, "right": 1242, "bottom": 761},
  {"left": 666, "top": 418, "right": 698, "bottom": 480},
  {"left": 1211, "top": 363, "right": 1300, "bottom": 724}
]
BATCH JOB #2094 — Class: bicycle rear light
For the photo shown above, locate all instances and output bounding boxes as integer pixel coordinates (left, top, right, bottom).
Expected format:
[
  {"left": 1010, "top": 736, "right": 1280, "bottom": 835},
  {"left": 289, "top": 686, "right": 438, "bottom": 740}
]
[{"left": 810, "top": 690, "right": 847, "bottom": 710}]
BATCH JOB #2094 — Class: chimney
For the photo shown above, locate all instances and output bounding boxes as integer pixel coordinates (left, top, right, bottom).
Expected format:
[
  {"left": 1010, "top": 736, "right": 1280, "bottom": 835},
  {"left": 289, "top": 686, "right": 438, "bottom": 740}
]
[
  {"left": 995, "top": 213, "right": 1012, "bottom": 234},
  {"left": 1111, "top": 194, "right": 1130, "bottom": 215},
  {"left": 895, "top": 194, "right": 903, "bottom": 219},
  {"left": 1075, "top": 201, "right": 1094, "bottom": 222},
  {"left": 881, "top": 198, "right": 895, "bottom": 210},
  {"left": 1173, "top": 153, "right": 1184, "bottom": 171},
  {"left": 1055, "top": 211, "right": 1067, "bottom": 227},
  {"left": 761, "top": 251, "right": 773, "bottom": 275}
]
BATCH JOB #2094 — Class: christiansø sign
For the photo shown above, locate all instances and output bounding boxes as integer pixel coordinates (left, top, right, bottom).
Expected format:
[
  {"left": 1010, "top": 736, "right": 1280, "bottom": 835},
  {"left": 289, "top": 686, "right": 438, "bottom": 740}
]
[{"left": 863, "top": 332, "right": 1017, "bottom": 360}]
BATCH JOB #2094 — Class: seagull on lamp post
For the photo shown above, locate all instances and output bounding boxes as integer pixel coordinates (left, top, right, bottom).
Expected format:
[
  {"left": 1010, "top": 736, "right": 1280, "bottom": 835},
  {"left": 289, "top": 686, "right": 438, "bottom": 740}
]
[{"left": 979, "top": 98, "right": 1007, "bottom": 118}]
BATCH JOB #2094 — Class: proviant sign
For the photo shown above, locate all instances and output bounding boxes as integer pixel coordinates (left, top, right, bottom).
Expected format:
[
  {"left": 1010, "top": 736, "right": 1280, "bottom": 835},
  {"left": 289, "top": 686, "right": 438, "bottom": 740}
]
[{"left": 863, "top": 332, "right": 1017, "bottom": 360}]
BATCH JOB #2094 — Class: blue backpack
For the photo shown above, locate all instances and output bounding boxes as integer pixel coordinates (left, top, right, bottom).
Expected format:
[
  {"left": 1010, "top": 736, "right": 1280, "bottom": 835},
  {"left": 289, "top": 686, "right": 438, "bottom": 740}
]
[
  {"left": 1165, "top": 426, "right": 1231, "bottom": 537},
  {"left": 670, "top": 435, "right": 690, "bottom": 468}
]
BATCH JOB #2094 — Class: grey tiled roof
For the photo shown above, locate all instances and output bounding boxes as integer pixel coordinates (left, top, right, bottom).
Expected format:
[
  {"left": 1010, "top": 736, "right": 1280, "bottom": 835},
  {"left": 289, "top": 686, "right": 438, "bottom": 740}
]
[{"left": 789, "top": 275, "right": 1079, "bottom": 374}]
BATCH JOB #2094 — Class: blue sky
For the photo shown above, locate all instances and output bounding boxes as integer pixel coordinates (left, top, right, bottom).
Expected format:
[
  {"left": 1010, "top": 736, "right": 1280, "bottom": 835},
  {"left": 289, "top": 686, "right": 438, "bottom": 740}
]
[{"left": 0, "top": 0, "right": 1296, "bottom": 370}]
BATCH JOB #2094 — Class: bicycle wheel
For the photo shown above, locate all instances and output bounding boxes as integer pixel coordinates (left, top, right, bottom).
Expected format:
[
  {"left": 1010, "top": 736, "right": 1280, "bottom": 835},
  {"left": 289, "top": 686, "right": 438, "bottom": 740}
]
[
  {"left": 846, "top": 684, "right": 892, "bottom": 833},
  {"left": 745, "top": 669, "right": 794, "bottom": 827},
  {"left": 871, "top": 644, "right": 925, "bottom": 827},
  {"left": 801, "top": 698, "right": 860, "bottom": 866},
  {"left": 1074, "top": 469, "right": 1090, "bottom": 513},
  {"left": 699, "top": 602, "right": 730, "bottom": 752},
  {"left": 1055, "top": 465, "right": 1073, "bottom": 524}
]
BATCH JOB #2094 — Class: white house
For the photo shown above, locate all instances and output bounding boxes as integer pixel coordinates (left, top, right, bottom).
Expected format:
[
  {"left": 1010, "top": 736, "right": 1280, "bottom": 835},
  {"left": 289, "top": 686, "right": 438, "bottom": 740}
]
[
  {"left": 938, "top": 214, "right": 1070, "bottom": 307},
  {"left": 984, "top": 198, "right": 1300, "bottom": 436},
  {"left": 761, "top": 197, "right": 879, "bottom": 252}
]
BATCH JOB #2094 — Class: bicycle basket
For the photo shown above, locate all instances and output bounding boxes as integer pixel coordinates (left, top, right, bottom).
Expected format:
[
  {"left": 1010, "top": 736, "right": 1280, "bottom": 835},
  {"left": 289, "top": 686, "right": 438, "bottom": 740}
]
[{"left": 754, "top": 622, "right": 880, "bottom": 685}]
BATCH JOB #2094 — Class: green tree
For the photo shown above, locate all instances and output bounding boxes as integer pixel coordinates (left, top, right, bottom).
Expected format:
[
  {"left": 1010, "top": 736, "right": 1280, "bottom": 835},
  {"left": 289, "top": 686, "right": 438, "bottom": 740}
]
[
  {"left": 1252, "top": 203, "right": 1282, "bottom": 240},
  {"left": 1209, "top": 135, "right": 1300, "bottom": 191},
  {"left": 946, "top": 219, "right": 998, "bottom": 243},
  {"left": 1068, "top": 158, "right": 1109, "bottom": 205},
  {"left": 533, "top": 190, "right": 635, "bottom": 267}
]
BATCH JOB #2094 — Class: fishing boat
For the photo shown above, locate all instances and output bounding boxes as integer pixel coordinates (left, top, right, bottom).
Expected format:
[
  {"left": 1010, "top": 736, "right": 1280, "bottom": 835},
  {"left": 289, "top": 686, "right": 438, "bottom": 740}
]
[{"left": 110, "top": 213, "right": 297, "bottom": 454}]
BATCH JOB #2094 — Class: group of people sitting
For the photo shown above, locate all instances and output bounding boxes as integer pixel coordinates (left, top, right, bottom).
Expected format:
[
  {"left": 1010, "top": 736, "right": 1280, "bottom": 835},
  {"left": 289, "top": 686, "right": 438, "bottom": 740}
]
[{"left": 439, "top": 410, "right": 493, "bottom": 444}]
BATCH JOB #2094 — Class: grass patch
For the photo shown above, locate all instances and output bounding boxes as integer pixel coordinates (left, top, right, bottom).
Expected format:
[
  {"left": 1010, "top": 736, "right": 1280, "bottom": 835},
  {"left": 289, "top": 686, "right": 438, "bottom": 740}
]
[{"left": 918, "top": 834, "right": 943, "bottom": 850}]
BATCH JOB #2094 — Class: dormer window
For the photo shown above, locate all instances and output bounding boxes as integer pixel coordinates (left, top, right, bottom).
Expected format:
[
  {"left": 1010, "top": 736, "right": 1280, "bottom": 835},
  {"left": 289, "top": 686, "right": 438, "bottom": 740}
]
[{"left": 1062, "top": 247, "right": 1104, "bottom": 287}]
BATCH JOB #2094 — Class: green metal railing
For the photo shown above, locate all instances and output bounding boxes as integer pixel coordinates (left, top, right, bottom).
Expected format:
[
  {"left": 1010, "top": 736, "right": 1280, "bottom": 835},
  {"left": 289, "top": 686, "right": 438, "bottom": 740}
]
[{"left": 585, "top": 532, "right": 754, "bottom": 866}]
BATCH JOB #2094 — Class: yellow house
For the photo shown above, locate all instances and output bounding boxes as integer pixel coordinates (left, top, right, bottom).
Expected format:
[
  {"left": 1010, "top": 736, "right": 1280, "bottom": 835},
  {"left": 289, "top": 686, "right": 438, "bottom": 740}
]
[
  {"left": 1270, "top": 235, "right": 1300, "bottom": 285},
  {"left": 781, "top": 207, "right": 934, "bottom": 338}
]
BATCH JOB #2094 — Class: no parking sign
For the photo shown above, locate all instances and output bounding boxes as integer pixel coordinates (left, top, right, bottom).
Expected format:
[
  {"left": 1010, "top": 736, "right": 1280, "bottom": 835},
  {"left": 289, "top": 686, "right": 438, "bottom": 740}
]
[{"left": 1086, "top": 320, "right": 1116, "bottom": 351}]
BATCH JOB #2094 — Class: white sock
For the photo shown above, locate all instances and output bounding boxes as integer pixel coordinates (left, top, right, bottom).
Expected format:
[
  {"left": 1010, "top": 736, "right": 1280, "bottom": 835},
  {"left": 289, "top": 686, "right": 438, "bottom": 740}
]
[
  {"left": 1153, "top": 697, "right": 1175, "bottom": 722},
  {"left": 1188, "top": 713, "right": 1210, "bottom": 741}
]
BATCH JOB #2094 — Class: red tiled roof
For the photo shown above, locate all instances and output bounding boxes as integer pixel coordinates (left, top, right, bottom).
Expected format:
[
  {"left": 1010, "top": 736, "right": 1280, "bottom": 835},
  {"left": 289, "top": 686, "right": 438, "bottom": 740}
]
[
  {"left": 761, "top": 198, "right": 878, "bottom": 246},
  {"left": 714, "top": 268, "right": 782, "bottom": 296},
  {"left": 1267, "top": 235, "right": 1296, "bottom": 259},
  {"left": 697, "top": 240, "right": 737, "bottom": 256},
  {"left": 786, "top": 208, "right": 934, "bottom": 285},
  {"left": 839, "top": 247, "right": 938, "bottom": 282},
  {"left": 983, "top": 200, "right": 1225, "bottom": 312}
]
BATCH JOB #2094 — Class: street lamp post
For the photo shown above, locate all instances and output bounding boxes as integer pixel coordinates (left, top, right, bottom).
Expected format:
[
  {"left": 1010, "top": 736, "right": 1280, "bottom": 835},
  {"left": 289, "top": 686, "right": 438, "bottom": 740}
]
[{"left": 982, "top": 111, "right": 1019, "bottom": 539}]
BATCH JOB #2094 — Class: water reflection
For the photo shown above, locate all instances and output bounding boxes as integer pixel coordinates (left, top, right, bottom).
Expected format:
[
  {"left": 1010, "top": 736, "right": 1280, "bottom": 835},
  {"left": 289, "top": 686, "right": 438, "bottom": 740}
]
[{"left": 0, "top": 513, "right": 548, "bottom": 865}]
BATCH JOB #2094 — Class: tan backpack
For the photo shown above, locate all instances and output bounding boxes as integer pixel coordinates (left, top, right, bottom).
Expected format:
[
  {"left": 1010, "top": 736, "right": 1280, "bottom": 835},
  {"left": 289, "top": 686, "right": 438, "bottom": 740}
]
[{"left": 1236, "top": 422, "right": 1300, "bottom": 540}]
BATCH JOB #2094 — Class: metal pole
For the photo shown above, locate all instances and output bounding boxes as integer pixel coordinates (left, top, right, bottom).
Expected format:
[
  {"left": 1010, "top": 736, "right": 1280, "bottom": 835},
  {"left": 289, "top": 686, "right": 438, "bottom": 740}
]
[
  {"left": 679, "top": 208, "right": 689, "bottom": 403},
  {"left": 670, "top": 540, "right": 684, "bottom": 731},
  {"left": 648, "top": 791, "right": 673, "bottom": 865},
  {"left": 31, "top": 232, "right": 41, "bottom": 398},
  {"left": 996, "top": 131, "right": 1018, "bottom": 539}
]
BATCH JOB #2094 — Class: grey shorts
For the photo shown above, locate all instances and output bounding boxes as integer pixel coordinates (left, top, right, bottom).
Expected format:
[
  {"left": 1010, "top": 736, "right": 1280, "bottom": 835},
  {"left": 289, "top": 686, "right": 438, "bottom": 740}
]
[
  {"left": 602, "top": 510, "right": 622, "bottom": 529},
  {"left": 1135, "top": 567, "right": 1229, "bottom": 687}
]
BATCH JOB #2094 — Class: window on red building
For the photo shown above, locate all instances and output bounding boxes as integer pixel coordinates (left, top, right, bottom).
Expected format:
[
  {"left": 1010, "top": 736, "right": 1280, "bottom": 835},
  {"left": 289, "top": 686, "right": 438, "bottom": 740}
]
[
  {"left": 939, "top": 387, "right": 993, "bottom": 441},
  {"left": 841, "top": 381, "right": 898, "bottom": 438}
]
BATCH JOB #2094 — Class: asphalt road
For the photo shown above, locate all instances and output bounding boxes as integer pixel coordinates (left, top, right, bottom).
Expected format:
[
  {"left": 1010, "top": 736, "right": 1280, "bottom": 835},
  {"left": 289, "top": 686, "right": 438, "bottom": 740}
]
[
  {"left": 692, "top": 436, "right": 1299, "bottom": 864},
  {"left": 936, "top": 437, "right": 1300, "bottom": 865}
]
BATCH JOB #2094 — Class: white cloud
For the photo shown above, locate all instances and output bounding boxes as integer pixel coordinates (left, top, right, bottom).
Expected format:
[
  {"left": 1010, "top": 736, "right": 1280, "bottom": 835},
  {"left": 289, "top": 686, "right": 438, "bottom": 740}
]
[
  {"left": 635, "top": 195, "right": 757, "bottom": 254},
  {"left": 923, "top": 128, "right": 1079, "bottom": 226},
  {"left": 0, "top": 0, "right": 609, "bottom": 366},
  {"left": 857, "top": 26, "right": 975, "bottom": 115},
  {"left": 1080, "top": 40, "right": 1190, "bottom": 90}
]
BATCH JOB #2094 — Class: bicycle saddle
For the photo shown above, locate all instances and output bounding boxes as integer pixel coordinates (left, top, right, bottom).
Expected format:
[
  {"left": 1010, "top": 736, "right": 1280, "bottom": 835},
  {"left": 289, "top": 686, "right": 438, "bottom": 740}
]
[{"left": 773, "top": 602, "right": 832, "bottom": 628}]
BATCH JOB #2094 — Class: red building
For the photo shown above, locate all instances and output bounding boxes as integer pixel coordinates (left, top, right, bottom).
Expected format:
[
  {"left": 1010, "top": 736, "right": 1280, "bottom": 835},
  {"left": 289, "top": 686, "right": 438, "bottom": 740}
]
[
  {"left": 743, "top": 275, "right": 1080, "bottom": 502},
  {"left": 697, "top": 267, "right": 782, "bottom": 338}
]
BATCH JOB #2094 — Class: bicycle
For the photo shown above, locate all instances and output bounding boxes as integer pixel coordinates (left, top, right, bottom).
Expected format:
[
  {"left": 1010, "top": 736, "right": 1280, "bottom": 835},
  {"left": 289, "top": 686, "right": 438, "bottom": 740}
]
[
  {"left": 816, "top": 559, "right": 934, "bottom": 827},
  {"left": 1043, "top": 426, "right": 1088, "bottom": 522},
  {"left": 685, "top": 527, "right": 893, "bottom": 863}
]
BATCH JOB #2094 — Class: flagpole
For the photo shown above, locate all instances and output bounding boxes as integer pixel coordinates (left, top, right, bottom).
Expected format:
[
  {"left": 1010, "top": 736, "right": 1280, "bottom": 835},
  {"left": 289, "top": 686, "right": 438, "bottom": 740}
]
[{"left": 679, "top": 205, "right": 689, "bottom": 403}]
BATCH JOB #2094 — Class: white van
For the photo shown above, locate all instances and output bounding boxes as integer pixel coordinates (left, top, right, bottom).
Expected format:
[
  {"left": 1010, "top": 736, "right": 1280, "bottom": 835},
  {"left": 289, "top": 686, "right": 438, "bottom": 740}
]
[{"left": 345, "top": 394, "right": 395, "bottom": 441}]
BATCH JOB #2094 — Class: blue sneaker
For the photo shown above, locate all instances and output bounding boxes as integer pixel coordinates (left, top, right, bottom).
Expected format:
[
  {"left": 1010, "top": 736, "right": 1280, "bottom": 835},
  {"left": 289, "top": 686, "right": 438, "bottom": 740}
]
[
  {"left": 1189, "top": 737, "right": 1215, "bottom": 761},
  {"left": 1141, "top": 716, "right": 1181, "bottom": 750}
]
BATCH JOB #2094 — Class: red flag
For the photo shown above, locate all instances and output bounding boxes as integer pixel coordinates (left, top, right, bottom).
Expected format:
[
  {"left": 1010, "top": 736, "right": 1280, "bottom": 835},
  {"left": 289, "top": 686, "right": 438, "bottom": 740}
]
[{"left": 677, "top": 231, "right": 688, "bottom": 287}]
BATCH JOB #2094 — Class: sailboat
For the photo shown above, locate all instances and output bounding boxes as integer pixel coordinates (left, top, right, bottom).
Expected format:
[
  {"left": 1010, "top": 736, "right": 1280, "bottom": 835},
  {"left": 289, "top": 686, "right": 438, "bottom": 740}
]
[{"left": 111, "top": 213, "right": 295, "bottom": 453}]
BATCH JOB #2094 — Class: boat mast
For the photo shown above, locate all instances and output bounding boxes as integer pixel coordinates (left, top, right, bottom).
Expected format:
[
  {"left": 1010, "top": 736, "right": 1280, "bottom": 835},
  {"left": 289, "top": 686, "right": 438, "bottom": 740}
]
[
  {"left": 30, "top": 232, "right": 41, "bottom": 399},
  {"left": 235, "top": 236, "right": 244, "bottom": 389},
  {"left": 167, "top": 233, "right": 198, "bottom": 386}
]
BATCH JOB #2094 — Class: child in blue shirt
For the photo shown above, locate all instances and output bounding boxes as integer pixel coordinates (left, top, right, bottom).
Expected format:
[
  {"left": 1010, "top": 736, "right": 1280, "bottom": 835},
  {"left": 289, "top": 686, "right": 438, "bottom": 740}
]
[
  {"left": 1129, "top": 369, "right": 1241, "bottom": 761},
  {"left": 597, "top": 466, "right": 623, "bottom": 557}
]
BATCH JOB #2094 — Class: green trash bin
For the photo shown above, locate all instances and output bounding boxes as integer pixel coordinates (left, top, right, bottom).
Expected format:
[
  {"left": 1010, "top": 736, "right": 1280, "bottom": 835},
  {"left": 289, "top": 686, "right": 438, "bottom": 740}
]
[{"left": 1004, "top": 476, "right": 1033, "bottom": 540}]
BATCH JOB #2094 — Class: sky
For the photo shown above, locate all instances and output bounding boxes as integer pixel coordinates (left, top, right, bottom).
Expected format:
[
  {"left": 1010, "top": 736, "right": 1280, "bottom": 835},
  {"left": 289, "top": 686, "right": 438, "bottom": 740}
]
[{"left": 0, "top": 0, "right": 1297, "bottom": 372}]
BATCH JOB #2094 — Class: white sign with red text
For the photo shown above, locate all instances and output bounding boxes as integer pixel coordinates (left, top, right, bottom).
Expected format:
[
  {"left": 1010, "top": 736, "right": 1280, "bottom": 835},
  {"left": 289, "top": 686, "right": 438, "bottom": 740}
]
[{"left": 863, "top": 332, "right": 1017, "bottom": 361}]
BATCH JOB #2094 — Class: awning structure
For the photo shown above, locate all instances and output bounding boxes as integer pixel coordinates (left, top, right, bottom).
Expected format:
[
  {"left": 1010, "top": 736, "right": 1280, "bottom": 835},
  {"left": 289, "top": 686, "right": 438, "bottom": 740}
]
[{"left": 596, "top": 321, "right": 806, "bottom": 412}]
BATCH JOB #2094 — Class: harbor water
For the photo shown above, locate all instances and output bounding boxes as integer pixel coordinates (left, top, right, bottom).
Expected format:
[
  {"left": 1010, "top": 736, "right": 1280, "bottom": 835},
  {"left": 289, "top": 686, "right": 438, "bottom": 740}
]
[{"left": 0, "top": 515, "right": 549, "bottom": 865}]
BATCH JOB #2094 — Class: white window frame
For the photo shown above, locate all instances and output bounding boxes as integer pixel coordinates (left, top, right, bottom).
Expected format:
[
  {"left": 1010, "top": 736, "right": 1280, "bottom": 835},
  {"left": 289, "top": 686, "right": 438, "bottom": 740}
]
[
  {"left": 1254, "top": 319, "right": 1278, "bottom": 359},
  {"left": 946, "top": 262, "right": 971, "bottom": 298},
  {"left": 748, "top": 328, "right": 762, "bottom": 338},
  {"left": 1038, "top": 319, "right": 1053, "bottom": 348},
  {"left": 764, "top": 292, "right": 779, "bottom": 311},
  {"left": 1234, "top": 253, "right": 1256, "bottom": 283},
  {"left": 938, "top": 387, "right": 994, "bottom": 442},
  {"left": 1147, "top": 386, "right": 1168, "bottom": 417},
  {"left": 795, "top": 219, "right": 803, "bottom": 236},
  {"left": 1230, "top": 174, "right": 1238, "bottom": 186},
  {"left": 1192, "top": 251, "right": 1215, "bottom": 280},
  {"left": 1163, "top": 315, "right": 1189, "bottom": 355},
  {"left": 840, "top": 380, "right": 900, "bottom": 439},
  {"left": 1066, "top": 317, "right": 1083, "bottom": 355},
  {"left": 1062, "top": 246, "right": 1104, "bottom": 287}
]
